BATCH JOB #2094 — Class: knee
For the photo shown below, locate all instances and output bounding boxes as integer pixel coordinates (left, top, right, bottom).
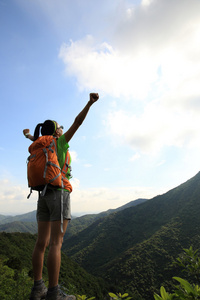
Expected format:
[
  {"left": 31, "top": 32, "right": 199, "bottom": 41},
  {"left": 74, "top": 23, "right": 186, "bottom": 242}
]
[
  {"left": 49, "top": 236, "right": 63, "bottom": 249},
  {"left": 36, "top": 238, "right": 50, "bottom": 252}
]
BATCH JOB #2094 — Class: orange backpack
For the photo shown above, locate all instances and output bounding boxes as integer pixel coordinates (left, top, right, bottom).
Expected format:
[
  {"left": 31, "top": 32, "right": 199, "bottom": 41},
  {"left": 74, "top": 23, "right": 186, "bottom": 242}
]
[{"left": 27, "top": 135, "right": 72, "bottom": 196}]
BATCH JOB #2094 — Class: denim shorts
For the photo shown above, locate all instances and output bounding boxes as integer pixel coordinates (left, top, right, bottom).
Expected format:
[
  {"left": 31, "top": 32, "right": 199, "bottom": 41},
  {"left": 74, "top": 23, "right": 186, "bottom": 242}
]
[{"left": 37, "top": 188, "right": 71, "bottom": 222}]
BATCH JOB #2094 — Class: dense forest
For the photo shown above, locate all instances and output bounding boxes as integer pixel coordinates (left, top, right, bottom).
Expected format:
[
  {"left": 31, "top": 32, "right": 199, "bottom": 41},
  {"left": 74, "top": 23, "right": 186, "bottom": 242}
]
[
  {"left": 0, "top": 232, "right": 106, "bottom": 299},
  {"left": 63, "top": 171, "right": 200, "bottom": 299},
  {"left": 1, "top": 171, "right": 200, "bottom": 299}
]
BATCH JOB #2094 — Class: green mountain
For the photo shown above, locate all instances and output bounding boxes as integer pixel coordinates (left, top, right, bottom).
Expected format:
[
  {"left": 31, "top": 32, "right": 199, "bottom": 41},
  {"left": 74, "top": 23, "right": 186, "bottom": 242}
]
[
  {"left": 0, "top": 211, "right": 38, "bottom": 234},
  {"left": 0, "top": 214, "right": 12, "bottom": 222},
  {"left": 65, "top": 198, "right": 147, "bottom": 239},
  {"left": 0, "top": 199, "right": 147, "bottom": 299},
  {"left": 0, "top": 221, "right": 37, "bottom": 234},
  {"left": 63, "top": 171, "right": 200, "bottom": 299},
  {"left": 2, "top": 172, "right": 200, "bottom": 299},
  {"left": 0, "top": 210, "right": 37, "bottom": 225},
  {"left": 0, "top": 232, "right": 106, "bottom": 299},
  {"left": 0, "top": 198, "right": 147, "bottom": 235}
]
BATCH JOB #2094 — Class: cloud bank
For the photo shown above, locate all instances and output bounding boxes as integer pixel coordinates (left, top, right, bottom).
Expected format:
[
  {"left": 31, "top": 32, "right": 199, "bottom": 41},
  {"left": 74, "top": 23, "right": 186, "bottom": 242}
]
[
  {"left": 59, "top": 0, "right": 200, "bottom": 154},
  {"left": 0, "top": 178, "right": 167, "bottom": 215}
]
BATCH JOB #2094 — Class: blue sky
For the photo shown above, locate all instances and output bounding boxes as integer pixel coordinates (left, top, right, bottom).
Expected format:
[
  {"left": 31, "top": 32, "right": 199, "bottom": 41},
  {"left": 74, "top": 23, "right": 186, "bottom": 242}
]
[{"left": 1, "top": 0, "right": 200, "bottom": 216}]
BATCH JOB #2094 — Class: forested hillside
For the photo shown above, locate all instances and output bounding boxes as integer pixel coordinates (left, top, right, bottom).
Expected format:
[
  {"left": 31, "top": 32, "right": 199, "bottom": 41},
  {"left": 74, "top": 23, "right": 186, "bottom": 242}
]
[
  {"left": 0, "top": 211, "right": 38, "bottom": 233},
  {"left": 63, "top": 171, "right": 200, "bottom": 299},
  {"left": 2, "top": 172, "right": 200, "bottom": 299},
  {"left": 0, "top": 210, "right": 37, "bottom": 225},
  {"left": 0, "top": 232, "right": 106, "bottom": 299},
  {"left": 65, "top": 198, "right": 147, "bottom": 239},
  {"left": 0, "top": 221, "right": 37, "bottom": 233}
]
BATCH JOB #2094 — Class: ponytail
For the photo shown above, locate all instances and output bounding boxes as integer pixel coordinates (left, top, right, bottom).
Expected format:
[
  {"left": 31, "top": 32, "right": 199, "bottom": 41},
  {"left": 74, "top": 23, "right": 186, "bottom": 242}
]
[
  {"left": 33, "top": 120, "right": 57, "bottom": 140},
  {"left": 33, "top": 123, "right": 43, "bottom": 141}
]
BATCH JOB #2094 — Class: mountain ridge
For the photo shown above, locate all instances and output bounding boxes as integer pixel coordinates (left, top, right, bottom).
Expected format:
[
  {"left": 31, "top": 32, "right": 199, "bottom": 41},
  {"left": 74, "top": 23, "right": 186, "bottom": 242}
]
[
  {"left": 0, "top": 210, "right": 37, "bottom": 225},
  {"left": 0, "top": 198, "right": 147, "bottom": 234},
  {"left": 1, "top": 172, "right": 200, "bottom": 299},
  {"left": 62, "top": 171, "right": 200, "bottom": 298}
]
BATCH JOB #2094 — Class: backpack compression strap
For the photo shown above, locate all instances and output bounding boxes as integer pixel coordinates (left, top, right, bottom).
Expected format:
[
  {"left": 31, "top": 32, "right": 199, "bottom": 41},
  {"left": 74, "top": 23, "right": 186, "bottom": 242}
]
[
  {"left": 60, "top": 151, "right": 71, "bottom": 233},
  {"left": 43, "top": 139, "right": 61, "bottom": 183},
  {"left": 41, "top": 139, "right": 62, "bottom": 197}
]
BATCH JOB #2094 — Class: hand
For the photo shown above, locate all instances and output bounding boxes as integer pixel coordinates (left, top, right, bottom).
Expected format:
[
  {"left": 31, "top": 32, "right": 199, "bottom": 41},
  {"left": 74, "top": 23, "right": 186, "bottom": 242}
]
[
  {"left": 23, "top": 129, "right": 30, "bottom": 136},
  {"left": 89, "top": 93, "right": 99, "bottom": 105}
]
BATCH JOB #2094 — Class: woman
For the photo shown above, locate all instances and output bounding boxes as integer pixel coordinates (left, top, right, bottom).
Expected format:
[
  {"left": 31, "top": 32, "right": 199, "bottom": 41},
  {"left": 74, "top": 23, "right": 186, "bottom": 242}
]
[{"left": 23, "top": 93, "right": 99, "bottom": 300}]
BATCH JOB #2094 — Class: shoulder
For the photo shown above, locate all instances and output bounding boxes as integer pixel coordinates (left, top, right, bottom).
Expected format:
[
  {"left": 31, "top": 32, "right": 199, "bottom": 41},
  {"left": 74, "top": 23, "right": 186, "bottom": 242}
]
[{"left": 57, "top": 134, "right": 69, "bottom": 151}]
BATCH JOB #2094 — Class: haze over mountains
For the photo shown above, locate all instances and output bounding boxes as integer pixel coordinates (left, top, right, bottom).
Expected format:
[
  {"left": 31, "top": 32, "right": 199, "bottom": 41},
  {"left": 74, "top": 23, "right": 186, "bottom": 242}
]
[{"left": 0, "top": 198, "right": 147, "bottom": 235}]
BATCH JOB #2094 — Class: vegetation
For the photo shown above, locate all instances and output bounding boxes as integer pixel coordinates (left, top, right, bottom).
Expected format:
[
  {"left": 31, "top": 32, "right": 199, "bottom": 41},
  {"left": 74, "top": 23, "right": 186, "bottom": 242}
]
[
  {"left": 1, "top": 172, "right": 200, "bottom": 299},
  {"left": 154, "top": 246, "right": 200, "bottom": 299},
  {"left": 1, "top": 239, "right": 200, "bottom": 300},
  {"left": 0, "top": 221, "right": 37, "bottom": 233},
  {"left": 0, "top": 232, "right": 107, "bottom": 299},
  {"left": 0, "top": 210, "right": 37, "bottom": 225},
  {"left": 0, "top": 258, "right": 33, "bottom": 300},
  {"left": 108, "top": 292, "right": 132, "bottom": 299},
  {"left": 61, "top": 171, "right": 200, "bottom": 299},
  {"left": 0, "top": 211, "right": 38, "bottom": 234}
]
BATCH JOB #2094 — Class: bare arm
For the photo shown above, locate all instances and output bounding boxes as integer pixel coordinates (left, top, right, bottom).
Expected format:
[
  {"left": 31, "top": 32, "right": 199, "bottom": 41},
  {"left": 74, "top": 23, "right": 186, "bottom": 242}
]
[
  {"left": 23, "top": 129, "right": 34, "bottom": 141},
  {"left": 23, "top": 93, "right": 99, "bottom": 143},
  {"left": 64, "top": 93, "right": 99, "bottom": 143}
]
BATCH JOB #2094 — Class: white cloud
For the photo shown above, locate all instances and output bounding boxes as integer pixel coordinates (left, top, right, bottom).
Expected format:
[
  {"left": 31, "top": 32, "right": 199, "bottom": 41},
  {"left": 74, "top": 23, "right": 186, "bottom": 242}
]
[
  {"left": 59, "top": 36, "right": 158, "bottom": 99},
  {"left": 0, "top": 177, "right": 169, "bottom": 216},
  {"left": 0, "top": 179, "right": 37, "bottom": 215},
  {"left": 130, "top": 153, "right": 141, "bottom": 162},
  {"left": 58, "top": 0, "right": 200, "bottom": 155},
  {"left": 156, "top": 160, "right": 166, "bottom": 167},
  {"left": 59, "top": 0, "right": 200, "bottom": 100},
  {"left": 106, "top": 97, "right": 200, "bottom": 155},
  {"left": 70, "top": 150, "right": 78, "bottom": 162},
  {"left": 70, "top": 178, "right": 80, "bottom": 189},
  {"left": 84, "top": 164, "right": 92, "bottom": 168},
  {"left": 141, "top": 0, "right": 153, "bottom": 6},
  {"left": 71, "top": 185, "right": 167, "bottom": 215}
]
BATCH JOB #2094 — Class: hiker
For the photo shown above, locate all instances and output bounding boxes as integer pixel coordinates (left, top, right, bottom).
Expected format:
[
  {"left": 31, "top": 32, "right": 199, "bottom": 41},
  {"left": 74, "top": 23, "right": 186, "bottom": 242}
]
[{"left": 23, "top": 93, "right": 99, "bottom": 300}]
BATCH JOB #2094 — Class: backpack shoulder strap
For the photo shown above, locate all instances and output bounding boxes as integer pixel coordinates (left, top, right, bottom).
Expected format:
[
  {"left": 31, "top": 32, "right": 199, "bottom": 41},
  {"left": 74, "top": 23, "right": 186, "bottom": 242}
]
[{"left": 62, "top": 150, "right": 72, "bottom": 178}]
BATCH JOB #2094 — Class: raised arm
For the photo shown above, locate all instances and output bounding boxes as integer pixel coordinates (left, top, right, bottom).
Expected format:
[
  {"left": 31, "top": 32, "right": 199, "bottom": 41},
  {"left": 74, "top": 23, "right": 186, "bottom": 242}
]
[
  {"left": 23, "top": 129, "right": 35, "bottom": 141},
  {"left": 23, "top": 93, "right": 99, "bottom": 143},
  {"left": 63, "top": 93, "right": 99, "bottom": 143}
]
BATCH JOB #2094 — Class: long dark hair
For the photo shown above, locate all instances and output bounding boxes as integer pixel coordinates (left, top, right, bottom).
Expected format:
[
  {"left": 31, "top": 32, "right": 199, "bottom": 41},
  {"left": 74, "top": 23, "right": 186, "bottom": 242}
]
[{"left": 33, "top": 120, "right": 57, "bottom": 141}]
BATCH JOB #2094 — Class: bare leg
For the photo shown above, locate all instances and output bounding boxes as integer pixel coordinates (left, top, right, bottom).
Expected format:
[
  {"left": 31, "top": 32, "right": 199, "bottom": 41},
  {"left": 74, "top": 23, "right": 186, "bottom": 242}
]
[
  {"left": 32, "top": 221, "right": 51, "bottom": 281},
  {"left": 47, "top": 220, "right": 68, "bottom": 288}
]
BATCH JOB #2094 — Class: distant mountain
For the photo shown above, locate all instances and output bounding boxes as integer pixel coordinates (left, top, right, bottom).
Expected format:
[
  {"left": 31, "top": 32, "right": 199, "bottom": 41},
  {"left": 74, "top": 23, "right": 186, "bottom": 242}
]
[
  {"left": 0, "top": 214, "right": 12, "bottom": 222},
  {"left": 0, "top": 211, "right": 38, "bottom": 233},
  {"left": 0, "top": 210, "right": 37, "bottom": 225},
  {"left": 63, "top": 171, "right": 200, "bottom": 299},
  {"left": 0, "top": 221, "right": 37, "bottom": 234},
  {"left": 0, "top": 198, "right": 147, "bottom": 234}
]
